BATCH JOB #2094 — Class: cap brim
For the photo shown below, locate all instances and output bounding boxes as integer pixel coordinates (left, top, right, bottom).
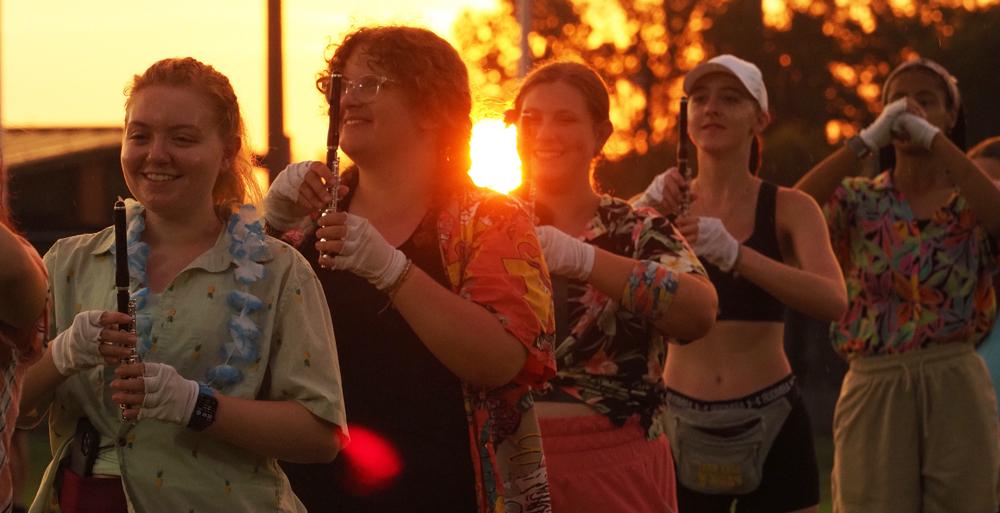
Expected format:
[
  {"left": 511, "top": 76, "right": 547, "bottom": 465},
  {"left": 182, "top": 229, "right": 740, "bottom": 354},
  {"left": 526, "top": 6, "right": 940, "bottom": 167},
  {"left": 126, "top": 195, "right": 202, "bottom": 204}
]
[{"left": 683, "top": 62, "right": 737, "bottom": 94}]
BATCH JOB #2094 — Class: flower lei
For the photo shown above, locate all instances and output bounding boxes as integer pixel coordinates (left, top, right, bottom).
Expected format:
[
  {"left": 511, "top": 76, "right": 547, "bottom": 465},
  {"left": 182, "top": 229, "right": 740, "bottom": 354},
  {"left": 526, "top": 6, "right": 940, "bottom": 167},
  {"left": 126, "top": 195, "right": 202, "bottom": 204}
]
[{"left": 121, "top": 202, "right": 268, "bottom": 390}]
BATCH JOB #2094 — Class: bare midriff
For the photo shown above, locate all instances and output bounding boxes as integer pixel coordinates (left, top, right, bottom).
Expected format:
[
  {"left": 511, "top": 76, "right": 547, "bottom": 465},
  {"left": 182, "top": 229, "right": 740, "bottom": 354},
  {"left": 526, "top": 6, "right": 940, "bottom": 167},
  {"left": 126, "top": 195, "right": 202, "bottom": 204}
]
[{"left": 663, "top": 320, "right": 790, "bottom": 401}]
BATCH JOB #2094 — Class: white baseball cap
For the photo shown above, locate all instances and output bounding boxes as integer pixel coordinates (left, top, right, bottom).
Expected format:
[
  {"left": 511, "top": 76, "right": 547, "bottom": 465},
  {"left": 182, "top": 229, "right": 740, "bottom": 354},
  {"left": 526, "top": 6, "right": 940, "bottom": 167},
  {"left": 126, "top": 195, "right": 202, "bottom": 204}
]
[{"left": 683, "top": 54, "right": 769, "bottom": 114}]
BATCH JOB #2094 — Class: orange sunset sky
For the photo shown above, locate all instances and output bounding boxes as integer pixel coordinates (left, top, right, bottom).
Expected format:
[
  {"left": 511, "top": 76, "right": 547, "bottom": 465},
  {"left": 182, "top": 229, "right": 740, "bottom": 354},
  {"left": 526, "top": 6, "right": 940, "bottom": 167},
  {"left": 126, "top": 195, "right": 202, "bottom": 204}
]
[{"left": 1, "top": 0, "right": 507, "bottom": 168}]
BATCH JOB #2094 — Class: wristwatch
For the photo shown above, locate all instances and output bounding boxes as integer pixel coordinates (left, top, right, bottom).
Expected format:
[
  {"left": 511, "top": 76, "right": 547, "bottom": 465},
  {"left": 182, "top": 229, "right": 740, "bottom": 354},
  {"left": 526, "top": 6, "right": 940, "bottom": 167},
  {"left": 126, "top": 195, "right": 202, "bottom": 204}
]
[
  {"left": 187, "top": 384, "right": 219, "bottom": 431},
  {"left": 846, "top": 135, "right": 872, "bottom": 159}
]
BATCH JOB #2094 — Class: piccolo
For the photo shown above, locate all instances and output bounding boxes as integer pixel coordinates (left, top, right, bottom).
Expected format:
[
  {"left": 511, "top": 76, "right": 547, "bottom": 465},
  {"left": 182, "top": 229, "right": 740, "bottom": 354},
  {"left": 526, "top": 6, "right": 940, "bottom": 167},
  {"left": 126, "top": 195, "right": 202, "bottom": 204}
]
[
  {"left": 114, "top": 199, "right": 140, "bottom": 422},
  {"left": 319, "top": 73, "right": 343, "bottom": 261},
  {"left": 678, "top": 97, "right": 692, "bottom": 215}
]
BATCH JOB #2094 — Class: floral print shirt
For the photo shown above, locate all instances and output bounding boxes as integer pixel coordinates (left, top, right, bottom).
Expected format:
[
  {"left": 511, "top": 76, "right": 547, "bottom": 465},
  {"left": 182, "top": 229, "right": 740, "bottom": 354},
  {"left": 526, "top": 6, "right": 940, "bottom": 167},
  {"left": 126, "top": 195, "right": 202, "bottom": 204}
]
[
  {"left": 538, "top": 196, "right": 706, "bottom": 438},
  {"left": 824, "top": 172, "right": 999, "bottom": 358},
  {"left": 0, "top": 234, "right": 46, "bottom": 512},
  {"left": 431, "top": 186, "right": 557, "bottom": 513},
  {"left": 30, "top": 204, "right": 347, "bottom": 512}
]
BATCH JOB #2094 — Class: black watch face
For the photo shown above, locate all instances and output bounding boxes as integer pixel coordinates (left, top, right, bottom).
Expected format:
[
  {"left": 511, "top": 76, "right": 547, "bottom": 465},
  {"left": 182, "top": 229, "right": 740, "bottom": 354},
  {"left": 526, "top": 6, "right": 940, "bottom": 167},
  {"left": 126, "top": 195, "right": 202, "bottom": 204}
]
[{"left": 189, "top": 394, "right": 218, "bottom": 431}]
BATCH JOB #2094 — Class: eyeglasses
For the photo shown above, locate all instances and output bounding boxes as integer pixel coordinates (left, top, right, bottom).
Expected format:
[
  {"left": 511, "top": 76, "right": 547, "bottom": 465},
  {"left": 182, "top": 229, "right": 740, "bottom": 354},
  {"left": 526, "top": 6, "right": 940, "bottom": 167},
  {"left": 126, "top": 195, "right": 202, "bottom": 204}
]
[{"left": 334, "top": 74, "right": 394, "bottom": 104}]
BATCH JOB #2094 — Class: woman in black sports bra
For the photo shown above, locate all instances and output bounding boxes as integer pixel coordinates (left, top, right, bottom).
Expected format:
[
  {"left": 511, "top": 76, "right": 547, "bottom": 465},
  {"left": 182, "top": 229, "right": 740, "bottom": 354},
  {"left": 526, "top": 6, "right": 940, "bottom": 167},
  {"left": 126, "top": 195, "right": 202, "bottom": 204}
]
[{"left": 636, "top": 55, "right": 847, "bottom": 513}]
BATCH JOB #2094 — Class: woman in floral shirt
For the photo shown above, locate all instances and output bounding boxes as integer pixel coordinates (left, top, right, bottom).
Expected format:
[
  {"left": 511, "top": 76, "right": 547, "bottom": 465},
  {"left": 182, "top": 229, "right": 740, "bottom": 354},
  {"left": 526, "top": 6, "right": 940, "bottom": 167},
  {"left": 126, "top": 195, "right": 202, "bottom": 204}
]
[
  {"left": 263, "top": 26, "right": 556, "bottom": 513},
  {"left": 1, "top": 157, "right": 47, "bottom": 513},
  {"left": 507, "top": 61, "right": 717, "bottom": 513},
  {"left": 797, "top": 58, "right": 1000, "bottom": 513}
]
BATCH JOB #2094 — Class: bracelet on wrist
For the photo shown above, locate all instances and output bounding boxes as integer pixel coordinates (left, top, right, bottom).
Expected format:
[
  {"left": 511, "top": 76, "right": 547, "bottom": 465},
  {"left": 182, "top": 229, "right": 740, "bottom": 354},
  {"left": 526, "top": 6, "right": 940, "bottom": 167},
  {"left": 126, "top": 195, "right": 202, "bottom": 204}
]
[{"left": 385, "top": 259, "right": 414, "bottom": 302}]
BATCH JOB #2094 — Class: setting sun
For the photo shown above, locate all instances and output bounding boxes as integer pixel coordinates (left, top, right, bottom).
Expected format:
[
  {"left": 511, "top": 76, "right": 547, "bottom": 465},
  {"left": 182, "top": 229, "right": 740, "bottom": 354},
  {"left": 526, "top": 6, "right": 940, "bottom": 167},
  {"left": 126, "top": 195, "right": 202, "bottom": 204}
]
[{"left": 467, "top": 118, "right": 522, "bottom": 194}]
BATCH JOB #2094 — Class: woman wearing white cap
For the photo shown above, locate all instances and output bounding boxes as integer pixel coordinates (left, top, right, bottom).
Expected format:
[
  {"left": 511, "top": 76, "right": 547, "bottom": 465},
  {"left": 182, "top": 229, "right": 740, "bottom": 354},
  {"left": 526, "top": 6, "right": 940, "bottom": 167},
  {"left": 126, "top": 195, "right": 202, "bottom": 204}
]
[
  {"left": 797, "top": 58, "right": 1000, "bottom": 513},
  {"left": 637, "top": 54, "right": 846, "bottom": 512}
]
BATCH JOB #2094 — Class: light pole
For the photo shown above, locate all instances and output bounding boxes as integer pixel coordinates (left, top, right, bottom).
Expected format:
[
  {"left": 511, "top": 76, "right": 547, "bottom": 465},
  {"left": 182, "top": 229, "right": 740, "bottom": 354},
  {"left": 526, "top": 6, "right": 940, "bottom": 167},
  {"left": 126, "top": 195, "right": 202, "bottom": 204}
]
[
  {"left": 519, "top": 0, "right": 531, "bottom": 77},
  {"left": 265, "top": 0, "right": 290, "bottom": 182}
]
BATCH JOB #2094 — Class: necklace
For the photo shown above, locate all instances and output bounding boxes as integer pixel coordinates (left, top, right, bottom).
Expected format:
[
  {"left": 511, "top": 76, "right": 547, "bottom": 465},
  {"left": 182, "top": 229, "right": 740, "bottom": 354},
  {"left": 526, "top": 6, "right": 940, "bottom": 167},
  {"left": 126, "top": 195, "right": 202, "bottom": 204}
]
[{"left": 122, "top": 202, "right": 267, "bottom": 390}]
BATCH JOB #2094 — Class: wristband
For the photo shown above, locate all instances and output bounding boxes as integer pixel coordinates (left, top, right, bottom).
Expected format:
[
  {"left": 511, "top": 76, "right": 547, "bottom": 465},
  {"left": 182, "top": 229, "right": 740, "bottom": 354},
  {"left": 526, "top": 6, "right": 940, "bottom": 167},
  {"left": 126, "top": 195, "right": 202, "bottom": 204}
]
[{"left": 620, "top": 261, "right": 679, "bottom": 320}]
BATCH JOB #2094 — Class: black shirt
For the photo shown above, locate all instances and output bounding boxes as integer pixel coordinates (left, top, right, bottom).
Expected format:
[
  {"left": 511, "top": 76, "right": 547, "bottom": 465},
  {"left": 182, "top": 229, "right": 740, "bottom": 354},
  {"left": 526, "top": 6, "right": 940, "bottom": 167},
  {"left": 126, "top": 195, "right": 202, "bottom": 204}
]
[{"left": 281, "top": 181, "right": 476, "bottom": 513}]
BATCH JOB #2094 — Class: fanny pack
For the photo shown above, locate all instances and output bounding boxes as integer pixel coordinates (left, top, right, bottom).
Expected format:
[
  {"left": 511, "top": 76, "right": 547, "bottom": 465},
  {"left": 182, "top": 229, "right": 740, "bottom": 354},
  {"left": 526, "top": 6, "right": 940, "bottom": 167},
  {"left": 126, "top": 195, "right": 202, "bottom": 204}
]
[{"left": 663, "top": 393, "right": 791, "bottom": 495}]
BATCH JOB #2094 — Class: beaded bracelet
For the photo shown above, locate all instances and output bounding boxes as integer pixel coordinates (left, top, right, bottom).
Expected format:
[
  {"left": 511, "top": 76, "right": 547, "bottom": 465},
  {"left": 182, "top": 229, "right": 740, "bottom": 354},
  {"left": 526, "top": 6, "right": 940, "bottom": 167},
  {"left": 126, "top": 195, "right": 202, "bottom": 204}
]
[{"left": 385, "top": 259, "right": 414, "bottom": 302}]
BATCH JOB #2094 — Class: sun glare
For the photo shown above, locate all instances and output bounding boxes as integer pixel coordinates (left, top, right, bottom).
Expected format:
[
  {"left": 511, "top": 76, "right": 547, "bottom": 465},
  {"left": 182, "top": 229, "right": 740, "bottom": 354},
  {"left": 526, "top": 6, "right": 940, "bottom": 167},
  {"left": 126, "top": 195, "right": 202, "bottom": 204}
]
[{"left": 468, "top": 118, "right": 522, "bottom": 194}]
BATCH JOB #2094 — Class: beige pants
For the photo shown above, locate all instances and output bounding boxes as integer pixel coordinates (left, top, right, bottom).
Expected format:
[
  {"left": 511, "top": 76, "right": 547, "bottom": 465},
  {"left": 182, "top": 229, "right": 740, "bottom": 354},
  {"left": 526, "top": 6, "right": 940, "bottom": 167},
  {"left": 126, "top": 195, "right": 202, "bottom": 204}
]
[{"left": 832, "top": 343, "right": 1000, "bottom": 513}]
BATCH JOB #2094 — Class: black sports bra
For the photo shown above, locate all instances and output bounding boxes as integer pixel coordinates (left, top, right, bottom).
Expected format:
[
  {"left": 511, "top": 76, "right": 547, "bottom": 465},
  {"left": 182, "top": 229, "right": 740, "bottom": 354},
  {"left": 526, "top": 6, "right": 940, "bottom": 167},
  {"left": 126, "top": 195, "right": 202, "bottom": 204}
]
[{"left": 702, "top": 181, "right": 785, "bottom": 322}]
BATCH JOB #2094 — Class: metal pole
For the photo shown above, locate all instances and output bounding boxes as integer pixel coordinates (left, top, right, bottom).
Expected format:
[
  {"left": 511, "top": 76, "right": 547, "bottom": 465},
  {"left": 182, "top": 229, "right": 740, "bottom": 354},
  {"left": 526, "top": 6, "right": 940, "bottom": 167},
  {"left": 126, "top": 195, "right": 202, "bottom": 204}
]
[
  {"left": 518, "top": 0, "right": 531, "bottom": 77},
  {"left": 265, "top": 0, "right": 290, "bottom": 182}
]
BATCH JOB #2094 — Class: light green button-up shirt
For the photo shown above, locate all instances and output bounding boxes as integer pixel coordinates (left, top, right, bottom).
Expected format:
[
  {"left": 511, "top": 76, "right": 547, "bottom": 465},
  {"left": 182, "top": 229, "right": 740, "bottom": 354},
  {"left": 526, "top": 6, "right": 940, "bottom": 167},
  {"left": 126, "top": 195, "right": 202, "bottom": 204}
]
[{"left": 32, "top": 208, "right": 346, "bottom": 513}]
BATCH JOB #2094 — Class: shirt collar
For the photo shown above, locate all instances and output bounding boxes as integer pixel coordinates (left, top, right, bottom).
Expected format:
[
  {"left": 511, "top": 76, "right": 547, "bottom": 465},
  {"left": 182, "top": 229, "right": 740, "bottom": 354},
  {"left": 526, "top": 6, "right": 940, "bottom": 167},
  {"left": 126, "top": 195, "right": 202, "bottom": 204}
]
[{"left": 90, "top": 201, "right": 273, "bottom": 274}]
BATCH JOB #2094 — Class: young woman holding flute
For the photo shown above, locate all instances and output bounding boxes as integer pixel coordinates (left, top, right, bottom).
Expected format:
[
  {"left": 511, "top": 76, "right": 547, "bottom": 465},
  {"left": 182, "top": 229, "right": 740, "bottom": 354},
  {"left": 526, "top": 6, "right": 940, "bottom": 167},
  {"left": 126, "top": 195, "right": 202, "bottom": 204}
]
[
  {"left": 504, "top": 60, "right": 717, "bottom": 513},
  {"left": 19, "top": 57, "right": 347, "bottom": 513},
  {"left": 638, "top": 55, "right": 846, "bottom": 513},
  {"left": 796, "top": 58, "right": 1000, "bottom": 513}
]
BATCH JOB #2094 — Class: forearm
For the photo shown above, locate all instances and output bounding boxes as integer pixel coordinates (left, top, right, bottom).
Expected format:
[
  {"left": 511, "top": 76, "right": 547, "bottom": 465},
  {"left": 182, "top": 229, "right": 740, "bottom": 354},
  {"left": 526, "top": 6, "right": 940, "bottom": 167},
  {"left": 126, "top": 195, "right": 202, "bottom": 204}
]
[
  {"left": 590, "top": 249, "right": 716, "bottom": 340},
  {"left": 206, "top": 397, "right": 341, "bottom": 463},
  {"left": 795, "top": 146, "right": 861, "bottom": 205},
  {"left": 391, "top": 267, "right": 528, "bottom": 387},
  {"left": 0, "top": 224, "right": 46, "bottom": 329},
  {"left": 19, "top": 348, "right": 68, "bottom": 418},
  {"left": 734, "top": 246, "right": 847, "bottom": 321},
  {"left": 936, "top": 135, "right": 1000, "bottom": 237}
]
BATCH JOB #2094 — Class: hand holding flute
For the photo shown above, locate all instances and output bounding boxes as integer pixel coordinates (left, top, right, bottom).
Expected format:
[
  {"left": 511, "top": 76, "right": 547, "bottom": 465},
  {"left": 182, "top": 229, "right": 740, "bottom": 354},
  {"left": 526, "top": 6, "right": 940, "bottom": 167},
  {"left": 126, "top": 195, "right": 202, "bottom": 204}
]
[
  {"left": 114, "top": 199, "right": 141, "bottom": 422},
  {"left": 262, "top": 75, "right": 345, "bottom": 232},
  {"left": 637, "top": 97, "right": 694, "bottom": 217}
]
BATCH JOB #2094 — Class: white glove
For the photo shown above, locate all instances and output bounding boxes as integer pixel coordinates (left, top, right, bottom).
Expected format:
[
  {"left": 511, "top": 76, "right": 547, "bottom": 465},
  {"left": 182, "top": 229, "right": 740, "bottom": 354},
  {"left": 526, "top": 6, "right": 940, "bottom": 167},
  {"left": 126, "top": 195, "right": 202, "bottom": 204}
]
[
  {"left": 693, "top": 217, "right": 740, "bottom": 272},
  {"left": 331, "top": 213, "right": 409, "bottom": 291},
  {"left": 138, "top": 363, "right": 200, "bottom": 426},
  {"left": 893, "top": 113, "right": 940, "bottom": 150},
  {"left": 638, "top": 172, "right": 667, "bottom": 206},
  {"left": 536, "top": 225, "right": 595, "bottom": 281},
  {"left": 265, "top": 161, "right": 319, "bottom": 231},
  {"left": 634, "top": 168, "right": 687, "bottom": 215},
  {"left": 50, "top": 311, "right": 106, "bottom": 376},
  {"left": 859, "top": 98, "right": 909, "bottom": 152}
]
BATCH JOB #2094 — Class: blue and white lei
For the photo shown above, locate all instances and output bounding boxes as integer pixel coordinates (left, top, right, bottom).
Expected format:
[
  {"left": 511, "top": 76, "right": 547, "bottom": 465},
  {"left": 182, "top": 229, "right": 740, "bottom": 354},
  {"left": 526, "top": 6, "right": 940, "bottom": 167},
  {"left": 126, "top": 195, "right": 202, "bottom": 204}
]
[{"left": 121, "top": 203, "right": 268, "bottom": 390}]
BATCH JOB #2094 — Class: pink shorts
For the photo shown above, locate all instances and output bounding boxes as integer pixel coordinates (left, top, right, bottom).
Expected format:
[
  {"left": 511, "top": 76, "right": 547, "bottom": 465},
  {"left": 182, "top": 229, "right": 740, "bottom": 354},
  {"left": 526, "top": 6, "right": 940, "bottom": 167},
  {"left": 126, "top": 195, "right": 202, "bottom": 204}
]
[{"left": 540, "top": 414, "right": 677, "bottom": 513}]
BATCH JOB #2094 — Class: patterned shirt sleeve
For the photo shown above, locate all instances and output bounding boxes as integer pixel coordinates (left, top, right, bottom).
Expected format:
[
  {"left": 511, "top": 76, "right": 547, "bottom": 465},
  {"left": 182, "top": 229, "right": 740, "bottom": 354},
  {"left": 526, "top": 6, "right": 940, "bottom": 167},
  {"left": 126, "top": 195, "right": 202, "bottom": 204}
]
[
  {"left": 823, "top": 177, "right": 859, "bottom": 267},
  {"left": 634, "top": 210, "right": 706, "bottom": 276},
  {"left": 450, "top": 194, "right": 556, "bottom": 387},
  {"left": 262, "top": 250, "right": 348, "bottom": 436}
]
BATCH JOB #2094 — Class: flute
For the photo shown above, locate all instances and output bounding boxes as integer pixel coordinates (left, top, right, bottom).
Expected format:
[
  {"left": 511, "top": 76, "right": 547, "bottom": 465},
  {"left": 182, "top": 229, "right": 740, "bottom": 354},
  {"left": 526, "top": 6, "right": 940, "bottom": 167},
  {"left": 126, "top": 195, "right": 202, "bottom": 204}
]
[
  {"left": 678, "top": 97, "right": 692, "bottom": 215},
  {"left": 114, "top": 199, "right": 140, "bottom": 422},
  {"left": 319, "top": 73, "right": 343, "bottom": 260}
]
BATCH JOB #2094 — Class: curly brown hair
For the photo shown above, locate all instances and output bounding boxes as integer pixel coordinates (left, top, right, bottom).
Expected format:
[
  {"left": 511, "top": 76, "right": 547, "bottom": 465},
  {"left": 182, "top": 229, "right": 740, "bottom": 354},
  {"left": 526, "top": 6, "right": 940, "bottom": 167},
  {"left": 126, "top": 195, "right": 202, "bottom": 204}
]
[
  {"left": 316, "top": 26, "right": 473, "bottom": 194},
  {"left": 125, "top": 57, "right": 261, "bottom": 218}
]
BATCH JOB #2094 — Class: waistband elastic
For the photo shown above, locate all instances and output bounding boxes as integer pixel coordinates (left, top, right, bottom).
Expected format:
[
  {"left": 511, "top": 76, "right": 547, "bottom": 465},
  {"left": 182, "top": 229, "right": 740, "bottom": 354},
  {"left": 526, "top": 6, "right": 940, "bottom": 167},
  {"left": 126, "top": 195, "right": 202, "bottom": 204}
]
[
  {"left": 664, "top": 374, "right": 797, "bottom": 412},
  {"left": 848, "top": 342, "right": 973, "bottom": 374}
]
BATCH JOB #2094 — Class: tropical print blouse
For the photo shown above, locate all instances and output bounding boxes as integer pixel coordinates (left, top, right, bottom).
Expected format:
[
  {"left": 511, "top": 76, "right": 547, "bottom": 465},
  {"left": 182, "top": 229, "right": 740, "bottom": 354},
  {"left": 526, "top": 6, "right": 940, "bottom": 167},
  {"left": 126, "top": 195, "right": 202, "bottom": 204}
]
[
  {"left": 538, "top": 196, "right": 706, "bottom": 438},
  {"left": 437, "top": 186, "right": 557, "bottom": 513},
  {"left": 0, "top": 234, "right": 46, "bottom": 513},
  {"left": 279, "top": 177, "right": 557, "bottom": 513},
  {"left": 824, "top": 172, "right": 999, "bottom": 358}
]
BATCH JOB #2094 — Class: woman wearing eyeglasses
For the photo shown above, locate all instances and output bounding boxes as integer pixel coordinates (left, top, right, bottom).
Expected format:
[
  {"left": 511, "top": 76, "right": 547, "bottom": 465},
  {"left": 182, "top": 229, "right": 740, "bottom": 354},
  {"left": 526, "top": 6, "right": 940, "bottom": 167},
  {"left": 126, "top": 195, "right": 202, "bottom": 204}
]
[{"left": 264, "top": 26, "right": 556, "bottom": 513}]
